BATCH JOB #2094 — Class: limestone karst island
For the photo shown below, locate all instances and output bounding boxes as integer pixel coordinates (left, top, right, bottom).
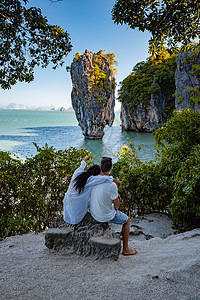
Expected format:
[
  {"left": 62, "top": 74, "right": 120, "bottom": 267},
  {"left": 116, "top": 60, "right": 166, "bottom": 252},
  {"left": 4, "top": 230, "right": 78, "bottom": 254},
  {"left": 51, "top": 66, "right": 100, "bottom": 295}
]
[
  {"left": 70, "top": 49, "right": 116, "bottom": 139},
  {"left": 71, "top": 48, "right": 200, "bottom": 139}
]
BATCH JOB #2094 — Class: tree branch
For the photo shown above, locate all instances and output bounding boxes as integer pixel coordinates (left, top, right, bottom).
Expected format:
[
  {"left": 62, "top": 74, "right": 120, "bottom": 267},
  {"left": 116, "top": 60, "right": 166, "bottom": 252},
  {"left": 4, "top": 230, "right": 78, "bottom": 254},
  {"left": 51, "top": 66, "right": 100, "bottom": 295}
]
[
  {"left": 0, "top": 11, "right": 11, "bottom": 21},
  {"left": 156, "top": 0, "right": 184, "bottom": 29},
  {"left": 0, "top": 9, "right": 50, "bottom": 42},
  {"left": 49, "top": 0, "right": 63, "bottom": 4}
]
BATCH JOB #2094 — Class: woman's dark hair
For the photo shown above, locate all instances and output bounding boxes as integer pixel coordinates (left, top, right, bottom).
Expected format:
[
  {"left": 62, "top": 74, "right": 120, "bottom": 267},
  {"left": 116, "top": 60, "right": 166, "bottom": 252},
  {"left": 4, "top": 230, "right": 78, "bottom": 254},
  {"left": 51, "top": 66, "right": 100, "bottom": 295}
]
[
  {"left": 101, "top": 157, "right": 112, "bottom": 173},
  {"left": 73, "top": 164, "right": 101, "bottom": 194}
]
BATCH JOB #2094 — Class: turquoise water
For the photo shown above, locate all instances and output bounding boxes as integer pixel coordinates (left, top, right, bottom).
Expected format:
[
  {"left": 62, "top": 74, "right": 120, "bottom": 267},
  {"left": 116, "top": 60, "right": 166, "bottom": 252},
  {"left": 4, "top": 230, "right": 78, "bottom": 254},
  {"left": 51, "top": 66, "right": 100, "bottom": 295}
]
[{"left": 0, "top": 110, "right": 155, "bottom": 163}]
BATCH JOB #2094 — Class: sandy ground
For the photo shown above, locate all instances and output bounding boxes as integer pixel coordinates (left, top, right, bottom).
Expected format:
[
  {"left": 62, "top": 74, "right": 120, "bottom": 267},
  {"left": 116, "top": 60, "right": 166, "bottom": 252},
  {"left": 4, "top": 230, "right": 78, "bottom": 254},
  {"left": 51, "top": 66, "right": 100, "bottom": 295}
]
[{"left": 1, "top": 226, "right": 200, "bottom": 300}]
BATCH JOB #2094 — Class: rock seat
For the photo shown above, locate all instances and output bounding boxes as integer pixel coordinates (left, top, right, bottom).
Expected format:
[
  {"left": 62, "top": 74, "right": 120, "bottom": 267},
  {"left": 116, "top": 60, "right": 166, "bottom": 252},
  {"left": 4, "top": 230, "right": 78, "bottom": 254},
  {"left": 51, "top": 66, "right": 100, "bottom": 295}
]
[
  {"left": 45, "top": 212, "right": 121, "bottom": 260},
  {"left": 88, "top": 237, "right": 121, "bottom": 260}
]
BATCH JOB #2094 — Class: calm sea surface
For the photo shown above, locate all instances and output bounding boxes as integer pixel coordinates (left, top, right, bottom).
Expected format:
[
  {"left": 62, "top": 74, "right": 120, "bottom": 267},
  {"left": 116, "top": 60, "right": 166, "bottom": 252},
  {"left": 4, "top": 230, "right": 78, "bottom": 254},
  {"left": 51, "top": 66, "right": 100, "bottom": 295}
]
[{"left": 0, "top": 110, "right": 156, "bottom": 163}]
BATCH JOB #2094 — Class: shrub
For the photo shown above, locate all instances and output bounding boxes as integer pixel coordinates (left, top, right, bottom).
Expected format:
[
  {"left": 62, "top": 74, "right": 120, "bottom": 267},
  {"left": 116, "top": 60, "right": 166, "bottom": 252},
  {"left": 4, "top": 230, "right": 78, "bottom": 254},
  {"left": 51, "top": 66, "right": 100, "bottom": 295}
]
[
  {"left": 154, "top": 109, "right": 200, "bottom": 160},
  {"left": 111, "top": 141, "right": 171, "bottom": 216},
  {"left": 171, "top": 145, "right": 200, "bottom": 231},
  {"left": 112, "top": 109, "right": 200, "bottom": 231},
  {"left": 0, "top": 151, "right": 23, "bottom": 239},
  {"left": 153, "top": 109, "right": 200, "bottom": 230},
  {"left": 0, "top": 145, "right": 90, "bottom": 240}
]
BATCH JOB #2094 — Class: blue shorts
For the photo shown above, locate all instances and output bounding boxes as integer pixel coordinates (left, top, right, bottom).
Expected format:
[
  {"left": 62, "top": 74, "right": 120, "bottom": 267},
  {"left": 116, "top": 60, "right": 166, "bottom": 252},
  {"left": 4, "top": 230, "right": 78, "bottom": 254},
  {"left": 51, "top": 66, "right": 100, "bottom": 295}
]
[{"left": 109, "top": 210, "right": 128, "bottom": 225}]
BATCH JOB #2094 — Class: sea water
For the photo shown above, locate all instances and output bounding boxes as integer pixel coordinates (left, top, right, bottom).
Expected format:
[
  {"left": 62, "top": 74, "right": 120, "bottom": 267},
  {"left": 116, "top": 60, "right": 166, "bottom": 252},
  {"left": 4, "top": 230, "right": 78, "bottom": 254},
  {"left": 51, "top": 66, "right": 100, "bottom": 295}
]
[{"left": 0, "top": 110, "right": 156, "bottom": 163}]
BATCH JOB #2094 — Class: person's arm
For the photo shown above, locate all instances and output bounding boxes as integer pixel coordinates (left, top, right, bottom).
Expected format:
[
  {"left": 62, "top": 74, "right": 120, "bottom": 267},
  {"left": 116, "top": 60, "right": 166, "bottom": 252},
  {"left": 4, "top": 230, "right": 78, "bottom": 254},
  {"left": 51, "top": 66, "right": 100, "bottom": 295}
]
[
  {"left": 113, "top": 178, "right": 121, "bottom": 188},
  {"left": 71, "top": 155, "right": 91, "bottom": 180},
  {"left": 113, "top": 194, "right": 121, "bottom": 210},
  {"left": 109, "top": 182, "right": 120, "bottom": 210},
  {"left": 83, "top": 155, "right": 91, "bottom": 162}
]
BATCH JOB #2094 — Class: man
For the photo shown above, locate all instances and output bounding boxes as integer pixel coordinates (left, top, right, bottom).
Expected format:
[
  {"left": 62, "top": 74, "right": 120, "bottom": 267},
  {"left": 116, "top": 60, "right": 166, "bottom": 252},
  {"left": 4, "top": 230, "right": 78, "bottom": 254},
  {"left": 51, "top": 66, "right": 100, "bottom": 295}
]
[
  {"left": 90, "top": 157, "right": 137, "bottom": 256},
  {"left": 63, "top": 155, "right": 113, "bottom": 225}
]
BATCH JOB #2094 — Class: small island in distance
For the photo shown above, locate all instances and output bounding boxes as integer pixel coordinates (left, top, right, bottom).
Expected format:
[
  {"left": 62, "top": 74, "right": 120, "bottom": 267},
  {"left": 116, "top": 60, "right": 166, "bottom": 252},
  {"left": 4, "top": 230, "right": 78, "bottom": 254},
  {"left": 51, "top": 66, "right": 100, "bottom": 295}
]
[{"left": 0, "top": 103, "right": 74, "bottom": 111}]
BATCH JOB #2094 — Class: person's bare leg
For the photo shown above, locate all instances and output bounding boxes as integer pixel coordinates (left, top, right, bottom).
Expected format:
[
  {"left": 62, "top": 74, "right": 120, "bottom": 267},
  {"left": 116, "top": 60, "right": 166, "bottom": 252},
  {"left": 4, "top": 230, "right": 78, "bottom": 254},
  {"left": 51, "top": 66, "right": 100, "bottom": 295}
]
[{"left": 122, "top": 216, "right": 137, "bottom": 255}]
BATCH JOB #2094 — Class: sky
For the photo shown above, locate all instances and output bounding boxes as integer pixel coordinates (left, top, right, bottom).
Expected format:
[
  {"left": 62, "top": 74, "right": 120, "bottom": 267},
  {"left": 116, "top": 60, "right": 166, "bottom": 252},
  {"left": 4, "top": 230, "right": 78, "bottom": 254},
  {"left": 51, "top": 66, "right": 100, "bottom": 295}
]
[{"left": 0, "top": 0, "right": 151, "bottom": 110}]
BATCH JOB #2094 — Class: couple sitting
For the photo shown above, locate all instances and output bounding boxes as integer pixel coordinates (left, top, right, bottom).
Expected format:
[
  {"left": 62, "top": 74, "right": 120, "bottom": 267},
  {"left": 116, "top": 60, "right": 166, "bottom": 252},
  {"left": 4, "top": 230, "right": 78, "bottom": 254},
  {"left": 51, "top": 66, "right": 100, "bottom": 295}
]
[{"left": 63, "top": 155, "right": 137, "bottom": 256}]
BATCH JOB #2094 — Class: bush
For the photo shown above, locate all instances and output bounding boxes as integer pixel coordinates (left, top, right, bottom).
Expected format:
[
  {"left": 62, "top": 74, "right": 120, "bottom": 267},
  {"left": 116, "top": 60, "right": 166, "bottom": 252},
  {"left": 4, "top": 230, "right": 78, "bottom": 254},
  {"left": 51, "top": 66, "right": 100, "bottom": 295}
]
[
  {"left": 1, "top": 109, "right": 200, "bottom": 238},
  {"left": 0, "top": 151, "right": 23, "bottom": 239},
  {"left": 111, "top": 140, "right": 172, "bottom": 217},
  {"left": 0, "top": 145, "right": 90, "bottom": 240},
  {"left": 112, "top": 109, "right": 200, "bottom": 231},
  {"left": 154, "top": 109, "right": 200, "bottom": 160},
  {"left": 171, "top": 145, "right": 200, "bottom": 231}
]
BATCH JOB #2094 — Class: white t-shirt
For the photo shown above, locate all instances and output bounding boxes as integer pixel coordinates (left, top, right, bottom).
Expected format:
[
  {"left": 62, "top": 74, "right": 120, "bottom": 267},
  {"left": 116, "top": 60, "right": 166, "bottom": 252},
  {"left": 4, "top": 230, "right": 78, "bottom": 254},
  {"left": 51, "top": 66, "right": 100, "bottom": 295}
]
[
  {"left": 90, "top": 182, "right": 118, "bottom": 222},
  {"left": 63, "top": 161, "right": 113, "bottom": 224}
]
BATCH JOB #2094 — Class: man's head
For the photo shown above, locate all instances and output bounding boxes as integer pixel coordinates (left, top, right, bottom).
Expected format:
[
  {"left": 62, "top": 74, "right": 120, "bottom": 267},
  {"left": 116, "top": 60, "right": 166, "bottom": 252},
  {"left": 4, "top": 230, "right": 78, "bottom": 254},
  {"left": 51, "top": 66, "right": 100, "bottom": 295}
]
[{"left": 100, "top": 157, "right": 112, "bottom": 174}]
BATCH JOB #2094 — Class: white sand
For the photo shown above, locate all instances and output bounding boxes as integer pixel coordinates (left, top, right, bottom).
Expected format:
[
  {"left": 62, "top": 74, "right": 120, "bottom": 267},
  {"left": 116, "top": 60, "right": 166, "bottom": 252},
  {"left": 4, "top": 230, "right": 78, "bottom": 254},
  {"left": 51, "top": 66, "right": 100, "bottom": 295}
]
[{"left": 1, "top": 228, "right": 200, "bottom": 300}]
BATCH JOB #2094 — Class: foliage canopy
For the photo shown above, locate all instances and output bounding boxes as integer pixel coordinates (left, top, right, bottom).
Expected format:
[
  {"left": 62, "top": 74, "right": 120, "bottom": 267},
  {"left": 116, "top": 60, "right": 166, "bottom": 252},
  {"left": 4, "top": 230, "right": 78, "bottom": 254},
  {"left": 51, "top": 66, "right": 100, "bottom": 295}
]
[
  {"left": 112, "top": 0, "right": 200, "bottom": 53},
  {"left": 0, "top": 0, "right": 72, "bottom": 89}
]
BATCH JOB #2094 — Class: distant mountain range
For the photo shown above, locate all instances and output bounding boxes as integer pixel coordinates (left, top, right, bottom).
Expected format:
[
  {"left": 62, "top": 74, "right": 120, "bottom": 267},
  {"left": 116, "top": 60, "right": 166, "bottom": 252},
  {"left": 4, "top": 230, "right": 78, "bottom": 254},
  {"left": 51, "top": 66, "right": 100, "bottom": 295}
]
[
  {"left": 0, "top": 103, "right": 73, "bottom": 111},
  {"left": 0, "top": 103, "right": 120, "bottom": 112}
]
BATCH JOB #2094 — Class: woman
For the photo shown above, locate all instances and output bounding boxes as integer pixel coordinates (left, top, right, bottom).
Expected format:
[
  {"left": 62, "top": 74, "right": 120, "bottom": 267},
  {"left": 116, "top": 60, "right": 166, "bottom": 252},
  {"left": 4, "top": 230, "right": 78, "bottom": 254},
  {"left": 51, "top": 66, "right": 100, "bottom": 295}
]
[{"left": 63, "top": 155, "right": 114, "bottom": 224}]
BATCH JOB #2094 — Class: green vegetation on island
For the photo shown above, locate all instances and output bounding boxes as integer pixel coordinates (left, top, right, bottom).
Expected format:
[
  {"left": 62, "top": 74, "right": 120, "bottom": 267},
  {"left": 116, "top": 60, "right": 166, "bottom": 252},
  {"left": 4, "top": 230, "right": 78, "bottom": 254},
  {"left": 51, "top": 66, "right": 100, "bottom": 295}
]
[
  {"left": 118, "top": 49, "right": 177, "bottom": 117},
  {"left": 74, "top": 50, "right": 118, "bottom": 104},
  {"left": 118, "top": 46, "right": 200, "bottom": 116},
  {"left": 184, "top": 47, "right": 200, "bottom": 104}
]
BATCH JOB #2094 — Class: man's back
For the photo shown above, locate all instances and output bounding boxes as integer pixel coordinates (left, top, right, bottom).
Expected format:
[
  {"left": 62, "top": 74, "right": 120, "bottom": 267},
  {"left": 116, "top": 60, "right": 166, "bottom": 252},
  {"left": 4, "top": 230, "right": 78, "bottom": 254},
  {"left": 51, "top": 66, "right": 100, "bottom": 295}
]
[{"left": 90, "top": 182, "right": 118, "bottom": 222}]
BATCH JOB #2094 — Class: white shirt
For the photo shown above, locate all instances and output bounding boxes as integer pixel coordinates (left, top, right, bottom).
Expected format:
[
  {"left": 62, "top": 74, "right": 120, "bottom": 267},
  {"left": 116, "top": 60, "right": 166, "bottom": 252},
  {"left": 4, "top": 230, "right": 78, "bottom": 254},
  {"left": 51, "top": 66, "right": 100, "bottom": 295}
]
[
  {"left": 90, "top": 181, "right": 118, "bottom": 222},
  {"left": 63, "top": 161, "right": 113, "bottom": 224}
]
